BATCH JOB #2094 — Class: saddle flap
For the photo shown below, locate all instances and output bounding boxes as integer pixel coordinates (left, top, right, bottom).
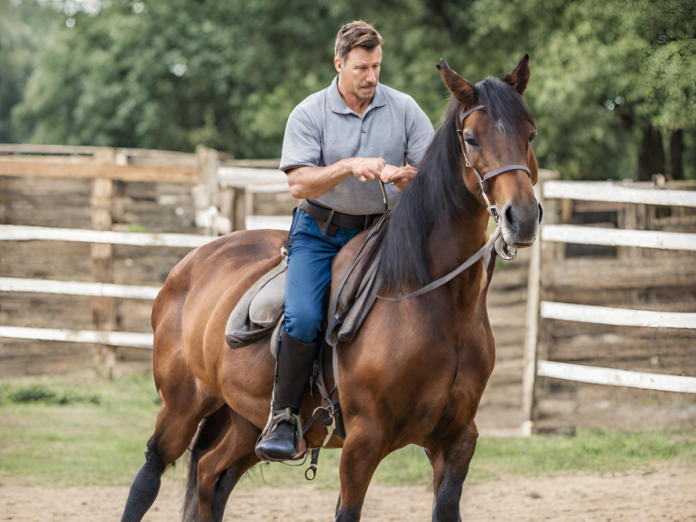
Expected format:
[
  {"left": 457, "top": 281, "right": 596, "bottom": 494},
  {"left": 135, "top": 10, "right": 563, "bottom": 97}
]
[
  {"left": 249, "top": 271, "right": 286, "bottom": 326},
  {"left": 225, "top": 258, "right": 287, "bottom": 349}
]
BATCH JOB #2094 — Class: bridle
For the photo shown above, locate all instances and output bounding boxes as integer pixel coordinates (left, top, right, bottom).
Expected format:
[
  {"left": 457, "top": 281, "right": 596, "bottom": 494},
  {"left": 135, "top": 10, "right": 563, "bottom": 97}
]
[
  {"left": 455, "top": 104, "right": 532, "bottom": 226},
  {"left": 376, "top": 103, "right": 537, "bottom": 302}
]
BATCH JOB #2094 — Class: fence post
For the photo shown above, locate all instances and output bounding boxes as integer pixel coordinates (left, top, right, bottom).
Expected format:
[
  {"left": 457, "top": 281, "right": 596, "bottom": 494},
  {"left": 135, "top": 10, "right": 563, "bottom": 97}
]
[
  {"left": 521, "top": 170, "right": 560, "bottom": 435},
  {"left": 194, "top": 146, "right": 221, "bottom": 235},
  {"left": 91, "top": 149, "right": 117, "bottom": 378},
  {"left": 520, "top": 182, "right": 544, "bottom": 436}
]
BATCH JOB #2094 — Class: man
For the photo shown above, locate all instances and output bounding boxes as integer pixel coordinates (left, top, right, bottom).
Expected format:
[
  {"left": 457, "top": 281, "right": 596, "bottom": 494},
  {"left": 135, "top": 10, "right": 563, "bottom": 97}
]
[{"left": 255, "top": 21, "right": 434, "bottom": 461}]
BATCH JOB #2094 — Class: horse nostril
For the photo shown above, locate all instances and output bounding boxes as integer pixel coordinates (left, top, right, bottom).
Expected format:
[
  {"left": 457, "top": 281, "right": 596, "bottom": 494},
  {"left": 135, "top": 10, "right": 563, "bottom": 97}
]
[
  {"left": 538, "top": 201, "right": 544, "bottom": 224},
  {"left": 504, "top": 205, "right": 517, "bottom": 231}
]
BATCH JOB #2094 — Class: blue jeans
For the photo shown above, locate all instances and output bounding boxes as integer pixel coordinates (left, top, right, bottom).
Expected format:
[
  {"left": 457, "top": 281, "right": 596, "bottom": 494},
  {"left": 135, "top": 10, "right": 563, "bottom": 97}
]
[{"left": 284, "top": 209, "right": 361, "bottom": 344}]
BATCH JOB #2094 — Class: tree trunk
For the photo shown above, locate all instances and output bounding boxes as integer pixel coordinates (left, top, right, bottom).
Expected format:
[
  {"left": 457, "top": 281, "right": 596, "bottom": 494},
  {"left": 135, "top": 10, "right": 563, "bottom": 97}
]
[
  {"left": 638, "top": 124, "right": 664, "bottom": 181},
  {"left": 670, "top": 130, "right": 683, "bottom": 180}
]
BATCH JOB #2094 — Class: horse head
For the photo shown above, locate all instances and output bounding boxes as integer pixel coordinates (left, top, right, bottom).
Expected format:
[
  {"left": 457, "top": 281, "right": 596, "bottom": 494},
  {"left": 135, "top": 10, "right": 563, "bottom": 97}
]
[{"left": 437, "top": 55, "right": 542, "bottom": 248}]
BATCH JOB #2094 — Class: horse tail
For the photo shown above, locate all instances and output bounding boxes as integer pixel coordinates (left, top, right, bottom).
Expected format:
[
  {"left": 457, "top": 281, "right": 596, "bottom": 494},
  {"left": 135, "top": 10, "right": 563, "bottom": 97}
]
[
  {"left": 181, "top": 419, "right": 210, "bottom": 522},
  {"left": 181, "top": 439, "right": 200, "bottom": 522}
]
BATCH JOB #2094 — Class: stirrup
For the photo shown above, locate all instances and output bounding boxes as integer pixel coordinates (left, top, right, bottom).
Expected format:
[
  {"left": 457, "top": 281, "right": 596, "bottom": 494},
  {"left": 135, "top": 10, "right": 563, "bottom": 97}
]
[{"left": 265, "top": 406, "right": 303, "bottom": 443}]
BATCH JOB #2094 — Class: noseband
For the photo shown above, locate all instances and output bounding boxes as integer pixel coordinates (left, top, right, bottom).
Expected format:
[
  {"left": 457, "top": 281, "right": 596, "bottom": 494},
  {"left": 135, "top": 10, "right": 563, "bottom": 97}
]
[{"left": 376, "top": 104, "right": 535, "bottom": 302}]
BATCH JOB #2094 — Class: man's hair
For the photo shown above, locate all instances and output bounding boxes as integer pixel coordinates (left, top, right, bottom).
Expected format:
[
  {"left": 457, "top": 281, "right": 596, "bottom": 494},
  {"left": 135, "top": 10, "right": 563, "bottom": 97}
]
[{"left": 334, "top": 21, "right": 383, "bottom": 62}]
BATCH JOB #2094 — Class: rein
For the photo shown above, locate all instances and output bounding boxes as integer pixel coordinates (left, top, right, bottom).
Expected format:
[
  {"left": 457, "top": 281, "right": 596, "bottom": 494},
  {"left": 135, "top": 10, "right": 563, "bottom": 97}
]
[{"left": 376, "top": 104, "right": 529, "bottom": 302}]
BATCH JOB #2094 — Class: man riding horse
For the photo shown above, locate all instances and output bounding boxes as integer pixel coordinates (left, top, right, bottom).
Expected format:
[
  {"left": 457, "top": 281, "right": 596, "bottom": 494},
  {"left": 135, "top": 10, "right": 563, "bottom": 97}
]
[{"left": 255, "top": 20, "right": 434, "bottom": 462}]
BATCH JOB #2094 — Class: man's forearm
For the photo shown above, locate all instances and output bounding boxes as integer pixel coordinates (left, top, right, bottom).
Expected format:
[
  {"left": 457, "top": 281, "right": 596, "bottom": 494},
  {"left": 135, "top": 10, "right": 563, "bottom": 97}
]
[
  {"left": 286, "top": 157, "right": 385, "bottom": 199},
  {"left": 285, "top": 160, "right": 355, "bottom": 200}
]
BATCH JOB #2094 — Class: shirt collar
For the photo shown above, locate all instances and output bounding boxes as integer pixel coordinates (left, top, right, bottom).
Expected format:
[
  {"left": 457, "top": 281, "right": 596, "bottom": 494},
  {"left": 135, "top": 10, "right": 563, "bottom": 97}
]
[{"left": 328, "top": 74, "right": 387, "bottom": 116}]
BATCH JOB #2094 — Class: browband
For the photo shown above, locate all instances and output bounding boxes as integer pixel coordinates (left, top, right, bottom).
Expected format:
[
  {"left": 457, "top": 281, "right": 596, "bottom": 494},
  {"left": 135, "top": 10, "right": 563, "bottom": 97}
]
[{"left": 456, "top": 104, "right": 532, "bottom": 182}]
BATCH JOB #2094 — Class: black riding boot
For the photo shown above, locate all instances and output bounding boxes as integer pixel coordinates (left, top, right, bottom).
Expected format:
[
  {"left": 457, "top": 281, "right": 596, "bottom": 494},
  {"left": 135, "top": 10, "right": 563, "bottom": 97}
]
[{"left": 255, "top": 328, "right": 320, "bottom": 462}]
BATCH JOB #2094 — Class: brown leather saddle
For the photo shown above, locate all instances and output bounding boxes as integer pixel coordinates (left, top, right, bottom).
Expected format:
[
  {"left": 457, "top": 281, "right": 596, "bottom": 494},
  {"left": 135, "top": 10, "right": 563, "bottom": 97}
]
[{"left": 224, "top": 211, "right": 390, "bottom": 352}]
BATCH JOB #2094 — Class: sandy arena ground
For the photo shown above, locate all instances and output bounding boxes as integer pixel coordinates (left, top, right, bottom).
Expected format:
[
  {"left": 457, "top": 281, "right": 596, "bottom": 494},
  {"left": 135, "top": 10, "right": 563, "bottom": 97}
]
[{"left": 1, "top": 464, "right": 694, "bottom": 521}]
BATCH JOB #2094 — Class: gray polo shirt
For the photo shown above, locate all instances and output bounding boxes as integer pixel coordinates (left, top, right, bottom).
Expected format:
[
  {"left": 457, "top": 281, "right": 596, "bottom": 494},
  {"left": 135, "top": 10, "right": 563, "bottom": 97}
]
[{"left": 280, "top": 75, "right": 434, "bottom": 215}]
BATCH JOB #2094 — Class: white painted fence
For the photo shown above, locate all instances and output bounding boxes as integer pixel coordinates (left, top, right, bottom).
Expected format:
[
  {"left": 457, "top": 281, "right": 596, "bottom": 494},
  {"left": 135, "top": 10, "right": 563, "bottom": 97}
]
[
  {"left": 521, "top": 179, "right": 696, "bottom": 435},
  {"left": 0, "top": 164, "right": 294, "bottom": 352}
]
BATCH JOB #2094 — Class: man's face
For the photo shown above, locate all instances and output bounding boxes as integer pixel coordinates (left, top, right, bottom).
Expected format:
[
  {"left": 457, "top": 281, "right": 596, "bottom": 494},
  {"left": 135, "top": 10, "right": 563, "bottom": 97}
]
[{"left": 336, "top": 46, "right": 382, "bottom": 101}]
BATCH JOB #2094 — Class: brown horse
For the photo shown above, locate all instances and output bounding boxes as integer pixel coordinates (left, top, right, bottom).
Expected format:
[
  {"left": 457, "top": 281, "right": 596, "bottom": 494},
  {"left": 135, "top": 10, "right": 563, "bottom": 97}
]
[{"left": 120, "top": 55, "right": 540, "bottom": 522}]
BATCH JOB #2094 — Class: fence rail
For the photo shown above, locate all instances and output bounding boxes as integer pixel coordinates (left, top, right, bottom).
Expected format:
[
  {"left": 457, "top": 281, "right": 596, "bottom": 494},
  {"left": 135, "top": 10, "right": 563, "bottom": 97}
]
[
  {"left": 0, "top": 326, "right": 153, "bottom": 349},
  {"left": 543, "top": 180, "right": 696, "bottom": 207},
  {"left": 541, "top": 224, "right": 696, "bottom": 251},
  {"left": 536, "top": 361, "right": 696, "bottom": 394},
  {"left": 0, "top": 277, "right": 160, "bottom": 300},
  {"left": 0, "top": 225, "right": 215, "bottom": 248},
  {"left": 540, "top": 301, "right": 696, "bottom": 329}
]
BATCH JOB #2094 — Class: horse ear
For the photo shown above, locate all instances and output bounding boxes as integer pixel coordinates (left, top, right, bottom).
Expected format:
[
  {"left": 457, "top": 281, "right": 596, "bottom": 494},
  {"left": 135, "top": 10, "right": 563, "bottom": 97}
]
[
  {"left": 502, "top": 54, "right": 530, "bottom": 95},
  {"left": 527, "top": 142, "right": 539, "bottom": 186},
  {"left": 436, "top": 58, "right": 476, "bottom": 108}
]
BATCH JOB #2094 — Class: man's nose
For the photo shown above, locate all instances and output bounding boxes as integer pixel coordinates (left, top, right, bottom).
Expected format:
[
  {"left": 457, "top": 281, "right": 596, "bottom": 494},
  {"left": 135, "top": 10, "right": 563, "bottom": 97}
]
[{"left": 366, "top": 69, "right": 377, "bottom": 84}]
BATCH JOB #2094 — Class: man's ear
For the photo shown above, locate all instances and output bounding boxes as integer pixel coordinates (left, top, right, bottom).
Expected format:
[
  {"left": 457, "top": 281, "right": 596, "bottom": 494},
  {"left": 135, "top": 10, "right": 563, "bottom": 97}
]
[
  {"left": 334, "top": 56, "right": 342, "bottom": 74},
  {"left": 527, "top": 143, "right": 539, "bottom": 186},
  {"left": 502, "top": 54, "right": 530, "bottom": 96},
  {"left": 436, "top": 58, "right": 476, "bottom": 108}
]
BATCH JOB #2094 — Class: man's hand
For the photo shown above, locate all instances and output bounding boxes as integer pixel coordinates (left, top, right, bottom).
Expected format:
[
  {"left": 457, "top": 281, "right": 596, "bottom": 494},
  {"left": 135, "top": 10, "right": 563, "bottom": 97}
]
[
  {"left": 380, "top": 163, "right": 418, "bottom": 189},
  {"left": 351, "top": 158, "right": 386, "bottom": 181}
]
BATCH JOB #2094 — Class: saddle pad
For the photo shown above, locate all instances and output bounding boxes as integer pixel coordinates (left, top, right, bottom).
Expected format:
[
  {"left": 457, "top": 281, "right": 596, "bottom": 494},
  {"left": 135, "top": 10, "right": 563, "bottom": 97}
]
[{"left": 225, "top": 258, "right": 287, "bottom": 349}]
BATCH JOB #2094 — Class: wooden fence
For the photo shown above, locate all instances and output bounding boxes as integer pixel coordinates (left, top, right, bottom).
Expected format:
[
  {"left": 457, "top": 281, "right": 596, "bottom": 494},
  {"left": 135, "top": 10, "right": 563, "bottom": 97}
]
[
  {"left": 0, "top": 144, "right": 287, "bottom": 376},
  {"left": 520, "top": 179, "right": 696, "bottom": 435},
  {"left": 2, "top": 144, "right": 694, "bottom": 433}
]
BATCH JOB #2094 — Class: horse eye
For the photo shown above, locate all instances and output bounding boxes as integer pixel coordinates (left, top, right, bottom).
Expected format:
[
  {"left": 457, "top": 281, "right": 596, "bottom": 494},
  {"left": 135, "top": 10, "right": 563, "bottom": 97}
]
[
  {"left": 465, "top": 138, "right": 478, "bottom": 147},
  {"left": 528, "top": 135, "right": 537, "bottom": 144}
]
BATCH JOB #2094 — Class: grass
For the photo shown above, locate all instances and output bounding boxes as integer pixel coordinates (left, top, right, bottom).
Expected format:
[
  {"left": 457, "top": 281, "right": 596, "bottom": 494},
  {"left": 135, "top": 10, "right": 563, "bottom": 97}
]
[{"left": 1, "top": 371, "right": 694, "bottom": 489}]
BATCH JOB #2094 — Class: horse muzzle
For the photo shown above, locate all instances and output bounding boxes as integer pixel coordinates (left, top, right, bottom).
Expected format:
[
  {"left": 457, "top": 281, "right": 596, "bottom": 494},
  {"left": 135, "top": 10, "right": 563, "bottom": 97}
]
[{"left": 500, "top": 200, "right": 543, "bottom": 248}]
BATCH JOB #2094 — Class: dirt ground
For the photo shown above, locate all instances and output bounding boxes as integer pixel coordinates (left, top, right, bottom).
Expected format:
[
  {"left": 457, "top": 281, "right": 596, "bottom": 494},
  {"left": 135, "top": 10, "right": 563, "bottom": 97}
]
[{"left": 1, "top": 464, "right": 694, "bottom": 522}]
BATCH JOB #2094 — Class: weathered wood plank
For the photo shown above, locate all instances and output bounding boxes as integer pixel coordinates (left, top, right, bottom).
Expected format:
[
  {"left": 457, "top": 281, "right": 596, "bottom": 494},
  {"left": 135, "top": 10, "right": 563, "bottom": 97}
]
[
  {"left": 0, "top": 277, "right": 160, "bottom": 299},
  {"left": 0, "top": 225, "right": 213, "bottom": 248},
  {"left": 542, "top": 224, "right": 696, "bottom": 251},
  {"left": 0, "top": 326, "right": 153, "bottom": 349},
  {"left": 537, "top": 360, "right": 696, "bottom": 393},
  {"left": 543, "top": 181, "right": 696, "bottom": 208},
  {"left": 0, "top": 160, "right": 200, "bottom": 183},
  {"left": 548, "top": 256, "right": 696, "bottom": 290},
  {"left": 540, "top": 301, "right": 696, "bottom": 329}
]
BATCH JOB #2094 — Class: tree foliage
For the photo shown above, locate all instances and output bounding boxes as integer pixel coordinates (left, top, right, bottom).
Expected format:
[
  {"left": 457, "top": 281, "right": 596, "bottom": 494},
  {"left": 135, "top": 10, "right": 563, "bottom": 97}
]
[{"left": 4, "top": 0, "right": 695, "bottom": 179}]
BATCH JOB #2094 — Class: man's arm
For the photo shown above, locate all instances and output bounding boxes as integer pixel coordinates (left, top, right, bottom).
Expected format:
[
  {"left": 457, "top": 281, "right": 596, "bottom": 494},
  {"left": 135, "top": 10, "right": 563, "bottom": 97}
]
[
  {"left": 286, "top": 157, "right": 386, "bottom": 199},
  {"left": 380, "top": 98, "right": 434, "bottom": 189}
]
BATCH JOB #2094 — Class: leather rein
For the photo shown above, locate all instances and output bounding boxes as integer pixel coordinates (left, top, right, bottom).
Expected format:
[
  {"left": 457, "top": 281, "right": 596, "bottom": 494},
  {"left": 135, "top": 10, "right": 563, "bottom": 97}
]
[{"left": 377, "top": 104, "right": 533, "bottom": 302}]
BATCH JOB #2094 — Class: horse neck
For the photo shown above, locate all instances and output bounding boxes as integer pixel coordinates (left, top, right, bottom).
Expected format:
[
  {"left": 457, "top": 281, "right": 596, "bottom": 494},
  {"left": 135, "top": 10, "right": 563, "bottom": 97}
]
[{"left": 428, "top": 204, "right": 491, "bottom": 282}]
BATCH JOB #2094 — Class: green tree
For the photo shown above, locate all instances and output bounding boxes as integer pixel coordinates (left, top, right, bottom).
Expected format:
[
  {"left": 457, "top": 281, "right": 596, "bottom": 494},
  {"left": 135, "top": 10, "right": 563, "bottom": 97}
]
[
  {"left": 8, "top": 0, "right": 695, "bottom": 180},
  {"left": 0, "top": 0, "right": 58, "bottom": 142}
]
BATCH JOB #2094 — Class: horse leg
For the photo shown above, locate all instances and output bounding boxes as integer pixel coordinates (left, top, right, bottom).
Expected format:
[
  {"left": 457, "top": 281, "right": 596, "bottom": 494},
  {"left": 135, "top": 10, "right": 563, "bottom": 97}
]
[
  {"left": 426, "top": 422, "right": 478, "bottom": 522},
  {"left": 194, "top": 408, "right": 260, "bottom": 522},
  {"left": 121, "top": 382, "right": 222, "bottom": 522},
  {"left": 335, "top": 420, "right": 387, "bottom": 522}
]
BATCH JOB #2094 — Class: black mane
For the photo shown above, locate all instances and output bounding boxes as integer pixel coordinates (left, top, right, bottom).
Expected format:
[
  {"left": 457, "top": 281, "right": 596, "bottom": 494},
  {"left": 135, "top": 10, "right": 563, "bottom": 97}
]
[{"left": 378, "top": 76, "right": 534, "bottom": 294}]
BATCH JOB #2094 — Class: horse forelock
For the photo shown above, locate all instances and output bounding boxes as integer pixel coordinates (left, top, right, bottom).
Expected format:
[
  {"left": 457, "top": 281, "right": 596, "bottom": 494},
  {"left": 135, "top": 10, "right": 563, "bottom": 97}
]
[{"left": 474, "top": 76, "right": 535, "bottom": 139}]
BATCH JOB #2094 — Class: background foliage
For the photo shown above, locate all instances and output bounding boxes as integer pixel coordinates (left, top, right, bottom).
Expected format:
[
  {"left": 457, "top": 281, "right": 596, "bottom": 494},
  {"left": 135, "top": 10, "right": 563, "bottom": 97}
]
[{"left": 2, "top": 0, "right": 695, "bottom": 179}]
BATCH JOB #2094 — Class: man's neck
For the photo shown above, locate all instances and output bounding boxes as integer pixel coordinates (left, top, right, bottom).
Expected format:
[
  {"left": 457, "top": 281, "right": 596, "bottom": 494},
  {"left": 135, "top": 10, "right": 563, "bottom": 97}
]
[{"left": 337, "top": 76, "right": 373, "bottom": 116}]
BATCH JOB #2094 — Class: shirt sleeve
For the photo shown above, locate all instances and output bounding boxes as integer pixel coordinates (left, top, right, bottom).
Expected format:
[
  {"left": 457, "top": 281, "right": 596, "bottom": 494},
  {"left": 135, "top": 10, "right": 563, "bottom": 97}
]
[
  {"left": 405, "top": 99, "right": 435, "bottom": 166},
  {"left": 279, "top": 105, "right": 322, "bottom": 173}
]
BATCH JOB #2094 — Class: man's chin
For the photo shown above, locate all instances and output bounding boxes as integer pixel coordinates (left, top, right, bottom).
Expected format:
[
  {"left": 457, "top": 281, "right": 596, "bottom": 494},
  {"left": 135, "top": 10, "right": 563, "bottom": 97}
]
[{"left": 355, "top": 87, "right": 375, "bottom": 100}]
